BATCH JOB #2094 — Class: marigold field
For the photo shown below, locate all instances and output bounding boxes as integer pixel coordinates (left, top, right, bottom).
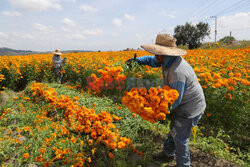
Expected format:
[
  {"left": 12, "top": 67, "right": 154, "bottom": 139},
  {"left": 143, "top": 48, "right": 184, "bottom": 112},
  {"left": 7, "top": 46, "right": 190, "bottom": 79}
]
[{"left": 0, "top": 47, "right": 249, "bottom": 166}]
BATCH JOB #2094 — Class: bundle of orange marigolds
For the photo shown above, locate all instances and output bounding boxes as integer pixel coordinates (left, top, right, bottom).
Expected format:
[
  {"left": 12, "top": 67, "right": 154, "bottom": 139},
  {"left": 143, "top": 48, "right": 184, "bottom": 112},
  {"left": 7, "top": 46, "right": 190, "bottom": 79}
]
[{"left": 122, "top": 86, "right": 179, "bottom": 123}]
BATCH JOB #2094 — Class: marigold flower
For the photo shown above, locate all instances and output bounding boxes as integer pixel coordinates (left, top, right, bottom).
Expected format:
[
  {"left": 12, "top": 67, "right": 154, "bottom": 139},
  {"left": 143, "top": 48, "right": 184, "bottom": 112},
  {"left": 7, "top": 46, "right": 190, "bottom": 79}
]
[
  {"left": 109, "top": 152, "right": 114, "bottom": 159},
  {"left": 23, "top": 153, "right": 30, "bottom": 159}
]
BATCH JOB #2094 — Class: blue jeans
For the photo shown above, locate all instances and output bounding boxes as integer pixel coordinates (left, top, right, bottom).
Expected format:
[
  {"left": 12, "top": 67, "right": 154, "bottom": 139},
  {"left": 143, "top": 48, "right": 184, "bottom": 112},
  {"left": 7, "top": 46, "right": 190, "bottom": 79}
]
[
  {"left": 163, "top": 113, "right": 203, "bottom": 167},
  {"left": 54, "top": 68, "right": 63, "bottom": 83}
]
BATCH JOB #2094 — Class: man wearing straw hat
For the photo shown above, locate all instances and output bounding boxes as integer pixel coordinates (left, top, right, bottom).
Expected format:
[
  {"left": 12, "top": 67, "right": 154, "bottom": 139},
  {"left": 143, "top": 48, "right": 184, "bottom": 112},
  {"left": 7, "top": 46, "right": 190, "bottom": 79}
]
[
  {"left": 52, "top": 49, "right": 67, "bottom": 83},
  {"left": 126, "top": 34, "right": 206, "bottom": 167}
]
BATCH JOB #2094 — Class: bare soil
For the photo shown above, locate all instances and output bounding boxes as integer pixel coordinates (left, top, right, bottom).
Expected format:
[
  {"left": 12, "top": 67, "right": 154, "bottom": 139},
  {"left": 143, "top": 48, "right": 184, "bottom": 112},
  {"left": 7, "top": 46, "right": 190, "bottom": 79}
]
[{"left": 128, "top": 147, "right": 240, "bottom": 167}]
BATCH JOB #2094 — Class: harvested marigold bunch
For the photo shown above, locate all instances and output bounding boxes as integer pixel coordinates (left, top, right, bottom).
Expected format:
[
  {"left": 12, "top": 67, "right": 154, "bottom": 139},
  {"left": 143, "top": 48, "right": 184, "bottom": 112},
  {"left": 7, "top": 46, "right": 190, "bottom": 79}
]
[{"left": 122, "top": 86, "right": 179, "bottom": 123}]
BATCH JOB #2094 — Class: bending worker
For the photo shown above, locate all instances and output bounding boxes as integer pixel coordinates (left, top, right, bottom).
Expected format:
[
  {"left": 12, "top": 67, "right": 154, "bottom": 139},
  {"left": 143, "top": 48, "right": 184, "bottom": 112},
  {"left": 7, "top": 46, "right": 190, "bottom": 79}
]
[{"left": 126, "top": 33, "right": 206, "bottom": 167}]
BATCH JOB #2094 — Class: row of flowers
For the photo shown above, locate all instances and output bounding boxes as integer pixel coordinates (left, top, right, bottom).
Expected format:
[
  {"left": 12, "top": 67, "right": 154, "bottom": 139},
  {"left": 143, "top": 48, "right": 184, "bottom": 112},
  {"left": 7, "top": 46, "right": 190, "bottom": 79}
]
[
  {"left": 27, "top": 82, "right": 142, "bottom": 166},
  {"left": 0, "top": 74, "right": 4, "bottom": 94}
]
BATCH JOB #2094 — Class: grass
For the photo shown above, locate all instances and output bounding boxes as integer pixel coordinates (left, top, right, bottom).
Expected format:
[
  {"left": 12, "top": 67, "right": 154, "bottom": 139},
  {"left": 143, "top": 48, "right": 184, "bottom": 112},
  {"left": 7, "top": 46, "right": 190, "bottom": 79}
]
[{"left": 0, "top": 82, "right": 249, "bottom": 166}]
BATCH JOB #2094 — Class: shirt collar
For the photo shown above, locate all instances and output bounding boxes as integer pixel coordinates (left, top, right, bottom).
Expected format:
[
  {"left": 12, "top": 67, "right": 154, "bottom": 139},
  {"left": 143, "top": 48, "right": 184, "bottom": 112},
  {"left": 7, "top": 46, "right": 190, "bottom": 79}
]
[{"left": 163, "top": 56, "right": 178, "bottom": 69}]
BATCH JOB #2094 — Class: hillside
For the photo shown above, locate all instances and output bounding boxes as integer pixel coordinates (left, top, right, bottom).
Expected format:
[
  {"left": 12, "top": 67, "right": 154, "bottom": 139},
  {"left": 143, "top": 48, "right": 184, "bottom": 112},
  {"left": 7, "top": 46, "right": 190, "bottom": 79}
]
[
  {"left": 0, "top": 47, "right": 36, "bottom": 56},
  {"left": 0, "top": 47, "right": 92, "bottom": 56}
]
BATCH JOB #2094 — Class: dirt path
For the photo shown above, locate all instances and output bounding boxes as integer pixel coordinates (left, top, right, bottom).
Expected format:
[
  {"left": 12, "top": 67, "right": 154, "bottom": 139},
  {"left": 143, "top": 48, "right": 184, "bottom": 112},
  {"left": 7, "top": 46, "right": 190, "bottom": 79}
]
[
  {"left": 129, "top": 147, "right": 240, "bottom": 167},
  {"left": 0, "top": 90, "right": 18, "bottom": 109}
]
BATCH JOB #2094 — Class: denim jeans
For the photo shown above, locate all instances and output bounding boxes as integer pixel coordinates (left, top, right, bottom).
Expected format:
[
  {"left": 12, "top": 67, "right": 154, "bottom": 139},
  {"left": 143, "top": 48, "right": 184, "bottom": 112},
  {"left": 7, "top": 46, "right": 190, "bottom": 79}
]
[
  {"left": 54, "top": 68, "right": 63, "bottom": 83},
  {"left": 163, "top": 113, "right": 203, "bottom": 167}
]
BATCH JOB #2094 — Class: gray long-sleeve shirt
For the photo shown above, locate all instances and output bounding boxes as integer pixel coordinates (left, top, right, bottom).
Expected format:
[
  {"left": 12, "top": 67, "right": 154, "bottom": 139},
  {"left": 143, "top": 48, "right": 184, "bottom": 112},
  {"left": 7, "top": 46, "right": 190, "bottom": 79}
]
[
  {"left": 162, "top": 56, "right": 206, "bottom": 118},
  {"left": 136, "top": 55, "right": 206, "bottom": 118},
  {"left": 52, "top": 55, "right": 65, "bottom": 68}
]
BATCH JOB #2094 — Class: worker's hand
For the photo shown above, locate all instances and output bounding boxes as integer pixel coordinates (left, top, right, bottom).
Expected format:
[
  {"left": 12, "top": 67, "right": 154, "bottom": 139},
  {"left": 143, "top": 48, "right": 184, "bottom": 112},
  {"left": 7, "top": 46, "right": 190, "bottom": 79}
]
[
  {"left": 125, "top": 53, "right": 137, "bottom": 65},
  {"left": 125, "top": 58, "right": 133, "bottom": 65}
]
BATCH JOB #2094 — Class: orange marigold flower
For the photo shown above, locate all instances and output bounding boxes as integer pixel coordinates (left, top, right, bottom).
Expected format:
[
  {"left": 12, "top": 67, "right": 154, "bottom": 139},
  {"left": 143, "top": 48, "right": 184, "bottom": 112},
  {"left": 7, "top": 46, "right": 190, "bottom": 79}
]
[
  {"left": 39, "top": 148, "right": 46, "bottom": 154},
  {"left": 227, "top": 86, "right": 234, "bottom": 91},
  {"left": 109, "top": 152, "right": 114, "bottom": 159},
  {"left": 88, "top": 139, "right": 93, "bottom": 146},
  {"left": 70, "top": 136, "right": 77, "bottom": 143},
  {"left": 109, "top": 142, "right": 117, "bottom": 149},
  {"left": 23, "top": 153, "right": 30, "bottom": 159},
  {"left": 24, "top": 126, "right": 30, "bottom": 132},
  {"left": 148, "top": 87, "right": 158, "bottom": 96},
  {"left": 117, "top": 141, "right": 126, "bottom": 149},
  {"left": 132, "top": 113, "right": 136, "bottom": 117},
  {"left": 156, "top": 113, "right": 166, "bottom": 121}
]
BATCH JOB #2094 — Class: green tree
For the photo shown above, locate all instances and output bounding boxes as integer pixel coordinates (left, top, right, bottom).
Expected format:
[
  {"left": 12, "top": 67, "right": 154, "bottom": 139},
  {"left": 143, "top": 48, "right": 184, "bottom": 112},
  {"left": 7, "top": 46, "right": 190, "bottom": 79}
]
[
  {"left": 219, "top": 36, "right": 236, "bottom": 43},
  {"left": 174, "top": 22, "right": 210, "bottom": 49}
]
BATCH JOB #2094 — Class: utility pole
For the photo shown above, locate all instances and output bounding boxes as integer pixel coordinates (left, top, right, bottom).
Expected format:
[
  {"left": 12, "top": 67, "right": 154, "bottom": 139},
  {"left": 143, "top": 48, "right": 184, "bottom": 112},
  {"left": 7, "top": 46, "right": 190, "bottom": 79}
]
[
  {"left": 230, "top": 31, "right": 232, "bottom": 37},
  {"left": 210, "top": 16, "right": 217, "bottom": 42}
]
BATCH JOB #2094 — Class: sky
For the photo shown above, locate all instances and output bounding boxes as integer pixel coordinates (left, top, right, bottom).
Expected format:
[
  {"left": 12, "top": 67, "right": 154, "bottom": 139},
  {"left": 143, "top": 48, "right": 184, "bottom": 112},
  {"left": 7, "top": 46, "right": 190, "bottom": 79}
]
[{"left": 0, "top": 0, "right": 249, "bottom": 51}]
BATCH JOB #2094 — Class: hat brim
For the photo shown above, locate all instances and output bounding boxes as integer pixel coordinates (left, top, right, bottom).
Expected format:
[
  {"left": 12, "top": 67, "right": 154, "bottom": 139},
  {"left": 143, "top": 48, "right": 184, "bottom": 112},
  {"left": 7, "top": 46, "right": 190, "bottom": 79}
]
[
  {"left": 52, "top": 52, "right": 62, "bottom": 55},
  {"left": 141, "top": 44, "right": 187, "bottom": 56}
]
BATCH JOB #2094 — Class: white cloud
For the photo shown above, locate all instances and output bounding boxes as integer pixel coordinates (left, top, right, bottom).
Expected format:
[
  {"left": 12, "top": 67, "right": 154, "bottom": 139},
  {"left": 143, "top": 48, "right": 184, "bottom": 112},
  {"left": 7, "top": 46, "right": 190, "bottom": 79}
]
[
  {"left": 112, "top": 19, "right": 122, "bottom": 27},
  {"left": 159, "top": 10, "right": 166, "bottom": 16},
  {"left": 84, "top": 28, "right": 103, "bottom": 35},
  {"left": 158, "top": 10, "right": 176, "bottom": 18},
  {"left": 21, "top": 34, "right": 34, "bottom": 40},
  {"left": 2, "top": 10, "right": 22, "bottom": 17},
  {"left": 80, "top": 4, "right": 98, "bottom": 12},
  {"left": 218, "top": 12, "right": 250, "bottom": 30},
  {"left": 168, "top": 14, "right": 176, "bottom": 18},
  {"left": 61, "top": 27, "right": 71, "bottom": 32},
  {"left": 124, "top": 14, "right": 135, "bottom": 21},
  {"left": 7, "top": 0, "right": 62, "bottom": 11},
  {"left": 62, "top": 18, "right": 76, "bottom": 27},
  {"left": 0, "top": 32, "right": 9, "bottom": 38},
  {"left": 112, "top": 32, "right": 119, "bottom": 37},
  {"left": 32, "top": 23, "right": 55, "bottom": 32},
  {"left": 135, "top": 34, "right": 141, "bottom": 39},
  {"left": 65, "top": 33, "right": 85, "bottom": 40},
  {"left": 64, "top": 0, "right": 75, "bottom": 3},
  {"left": 12, "top": 32, "right": 35, "bottom": 40}
]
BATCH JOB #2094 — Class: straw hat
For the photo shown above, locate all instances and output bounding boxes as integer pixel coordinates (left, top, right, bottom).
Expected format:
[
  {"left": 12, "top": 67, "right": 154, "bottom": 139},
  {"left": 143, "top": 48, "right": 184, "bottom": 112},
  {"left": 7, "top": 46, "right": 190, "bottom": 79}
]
[
  {"left": 141, "top": 34, "right": 187, "bottom": 56},
  {"left": 52, "top": 49, "right": 62, "bottom": 55}
]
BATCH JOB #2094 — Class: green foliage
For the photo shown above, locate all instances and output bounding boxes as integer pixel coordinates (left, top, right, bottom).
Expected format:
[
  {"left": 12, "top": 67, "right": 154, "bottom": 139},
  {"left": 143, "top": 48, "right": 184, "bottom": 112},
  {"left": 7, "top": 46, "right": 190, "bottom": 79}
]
[
  {"left": 219, "top": 36, "right": 236, "bottom": 44},
  {"left": 1, "top": 82, "right": 249, "bottom": 166},
  {"left": 174, "top": 22, "right": 210, "bottom": 49},
  {"left": 200, "top": 82, "right": 250, "bottom": 152}
]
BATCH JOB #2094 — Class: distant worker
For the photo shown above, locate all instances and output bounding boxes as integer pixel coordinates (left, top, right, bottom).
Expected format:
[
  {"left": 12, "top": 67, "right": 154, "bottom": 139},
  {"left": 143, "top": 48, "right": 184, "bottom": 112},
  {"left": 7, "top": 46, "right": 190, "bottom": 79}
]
[
  {"left": 126, "top": 34, "right": 206, "bottom": 167},
  {"left": 52, "top": 49, "right": 67, "bottom": 83}
]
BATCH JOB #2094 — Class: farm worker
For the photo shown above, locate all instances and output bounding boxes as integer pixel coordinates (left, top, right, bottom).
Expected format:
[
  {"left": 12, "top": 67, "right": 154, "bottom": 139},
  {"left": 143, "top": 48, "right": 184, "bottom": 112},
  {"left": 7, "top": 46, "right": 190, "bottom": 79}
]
[
  {"left": 52, "top": 49, "right": 67, "bottom": 83},
  {"left": 126, "top": 34, "right": 206, "bottom": 167}
]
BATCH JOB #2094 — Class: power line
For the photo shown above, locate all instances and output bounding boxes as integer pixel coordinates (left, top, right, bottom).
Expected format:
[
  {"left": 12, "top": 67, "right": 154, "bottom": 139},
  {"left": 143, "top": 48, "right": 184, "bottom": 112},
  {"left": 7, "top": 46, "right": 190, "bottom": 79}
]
[
  {"left": 196, "top": 0, "right": 223, "bottom": 18},
  {"left": 220, "top": 26, "right": 250, "bottom": 31},
  {"left": 217, "top": 4, "right": 250, "bottom": 16},
  {"left": 188, "top": 0, "right": 213, "bottom": 20},
  {"left": 191, "top": 0, "right": 218, "bottom": 19},
  {"left": 214, "top": 0, "right": 249, "bottom": 16},
  {"left": 190, "top": 0, "right": 249, "bottom": 24},
  {"left": 188, "top": 0, "right": 210, "bottom": 17}
]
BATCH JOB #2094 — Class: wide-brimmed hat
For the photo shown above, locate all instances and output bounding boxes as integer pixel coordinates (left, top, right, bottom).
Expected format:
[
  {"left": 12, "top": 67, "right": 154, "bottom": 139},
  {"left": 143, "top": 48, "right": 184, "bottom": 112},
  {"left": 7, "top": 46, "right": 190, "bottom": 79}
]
[
  {"left": 141, "top": 34, "right": 187, "bottom": 56},
  {"left": 52, "top": 49, "right": 62, "bottom": 55}
]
